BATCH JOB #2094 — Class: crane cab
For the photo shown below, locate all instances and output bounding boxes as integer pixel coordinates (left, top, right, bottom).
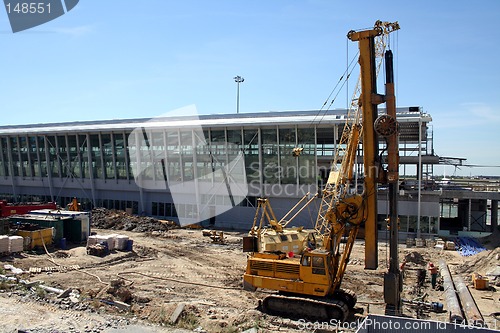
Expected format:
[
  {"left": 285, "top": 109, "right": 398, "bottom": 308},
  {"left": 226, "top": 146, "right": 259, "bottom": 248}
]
[
  {"left": 298, "top": 250, "right": 331, "bottom": 295},
  {"left": 243, "top": 249, "right": 333, "bottom": 297}
]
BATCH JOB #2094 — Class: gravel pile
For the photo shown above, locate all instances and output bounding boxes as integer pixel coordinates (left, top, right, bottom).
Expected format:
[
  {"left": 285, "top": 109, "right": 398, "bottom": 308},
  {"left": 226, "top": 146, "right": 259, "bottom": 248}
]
[
  {"left": 91, "top": 208, "right": 177, "bottom": 233},
  {"left": 2, "top": 289, "right": 133, "bottom": 333}
]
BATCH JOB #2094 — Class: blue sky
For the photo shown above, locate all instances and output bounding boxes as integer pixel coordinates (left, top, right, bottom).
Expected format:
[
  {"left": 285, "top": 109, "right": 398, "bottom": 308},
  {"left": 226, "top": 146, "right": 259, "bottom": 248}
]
[{"left": 1, "top": 0, "right": 499, "bottom": 176}]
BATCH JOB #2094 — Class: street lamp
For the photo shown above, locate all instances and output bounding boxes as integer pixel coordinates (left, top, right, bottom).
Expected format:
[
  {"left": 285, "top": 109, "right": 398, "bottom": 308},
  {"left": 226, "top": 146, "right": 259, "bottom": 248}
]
[{"left": 233, "top": 75, "right": 244, "bottom": 114}]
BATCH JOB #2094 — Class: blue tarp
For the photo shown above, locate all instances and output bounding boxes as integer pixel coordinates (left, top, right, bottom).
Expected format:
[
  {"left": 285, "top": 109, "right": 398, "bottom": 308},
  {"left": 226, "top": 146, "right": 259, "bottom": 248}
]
[{"left": 454, "top": 237, "right": 486, "bottom": 256}]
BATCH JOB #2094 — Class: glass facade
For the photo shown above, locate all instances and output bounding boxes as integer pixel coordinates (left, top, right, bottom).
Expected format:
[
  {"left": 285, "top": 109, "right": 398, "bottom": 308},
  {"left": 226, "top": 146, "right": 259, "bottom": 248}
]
[
  {"left": 0, "top": 125, "right": 391, "bottom": 187},
  {"left": 0, "top": 126, "right": 325, "bottom": 216},
  {"left": 0, "top": 109, "right": 439, "bottom": 229},
  {"left": 0, "top": 133, "right": 130, "bottom": 181}
]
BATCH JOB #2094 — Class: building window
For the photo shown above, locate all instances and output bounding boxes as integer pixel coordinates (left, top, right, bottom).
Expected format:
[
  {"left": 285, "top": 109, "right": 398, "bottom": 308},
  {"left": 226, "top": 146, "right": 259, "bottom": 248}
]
[
  {"left": 46, "top": 136, "right": 58, "bottom": 177},
  {"left": 56, "top": 136, "right": 67, "bottom": 177},
  {"left": 0, "top": 138, "right": 10, "bottom": 177},
  {"left": 79, "top": 135, "right": 89, "bottom": 178},
  {"left": 90, "top": 134, "right": 103, "bottom": 179},
  {"left": 18, "top": 136, "right": 31, "bottom": 178},
  {"left": 38, "top": 137, "right": 47, "bottom": 177},
  {"left": 261, "top": 128, "right": 279, "bottom": 184},
  {"left": 148, "top": 131, "right": 164, "bottom": 181},
  {"left": 114, "top": 133, "right": 128, "bottom": 180},
  {"left": 101, "top": 134, "right": 115, "bottom": 180},
  {"left": 28, "top": 136, "right": 40, "bottom": 177},
  {"left": 243, "top": 129, "right": 259, "bottom": 184},
  {"left": 297, "top": 128, "right": 316, "bottom": 185},
  {"left": 165, "top": 130, "right": 181, "bottom": 182},
  {"left": 441, "top": 200, "right": 458, "bottom": 218},
  {"left": 279, "top": 128, "right": 297, "bottom": 185}
]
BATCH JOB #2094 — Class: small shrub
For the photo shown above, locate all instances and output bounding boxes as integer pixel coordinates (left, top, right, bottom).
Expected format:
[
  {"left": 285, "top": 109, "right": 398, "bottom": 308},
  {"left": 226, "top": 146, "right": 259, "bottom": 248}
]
[
  {"left": 149, "top": 305, "right": 171, "bottom": 325},
  {"left": 177, "top": 313, "right": 199, "bottom": 330},
  {"left": 0, "top": 280, "right": 13, "bottom": 290},
  {"left": 35, "top": 286, "right": 47, "bottom": 298}
]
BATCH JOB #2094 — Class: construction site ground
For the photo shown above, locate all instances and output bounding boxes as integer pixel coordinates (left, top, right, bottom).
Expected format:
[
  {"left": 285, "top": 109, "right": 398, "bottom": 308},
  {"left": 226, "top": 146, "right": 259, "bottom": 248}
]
[{"left": 1, "top": 223, "right": 499, "bottom": 333}]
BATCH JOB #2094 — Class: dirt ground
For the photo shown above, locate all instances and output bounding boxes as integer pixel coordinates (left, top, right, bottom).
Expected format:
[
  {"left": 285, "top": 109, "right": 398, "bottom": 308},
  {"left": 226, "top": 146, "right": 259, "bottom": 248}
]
[{"left": 1, "top": 226, "right": 499, "bottom": 332}]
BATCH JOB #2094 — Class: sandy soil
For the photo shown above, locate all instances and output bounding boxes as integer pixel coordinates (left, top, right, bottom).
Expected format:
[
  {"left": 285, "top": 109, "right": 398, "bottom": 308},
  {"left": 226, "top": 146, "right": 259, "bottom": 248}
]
[{"left": 1, "top": 228, "right": 499, "bottom": 332}]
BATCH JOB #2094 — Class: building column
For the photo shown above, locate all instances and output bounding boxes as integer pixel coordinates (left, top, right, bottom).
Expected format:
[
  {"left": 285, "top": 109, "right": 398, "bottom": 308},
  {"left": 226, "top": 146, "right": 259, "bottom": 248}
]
[
  {"left": 6, "top": 137, "right": 17, "bottom": 200},
  {"left": 468, "top": 199, "right": 472, "bottom": 231},
  {"left": 192, "top": 128, "right": 201, "bottom": 221},
  {"left": 43, "top": 136, "right": 54, "bottom": 202},
  {"left": 257, "top": 128, "right": 263, "bottom": 196},
  {"left": 134, "top": 131, "right": 145, "bottom": 214},
  {"left": 492, "top": 200, "right": 498, "bottom": 232},
  {"left": 86, "top": 134, "right": 97, "bottom": 207}
]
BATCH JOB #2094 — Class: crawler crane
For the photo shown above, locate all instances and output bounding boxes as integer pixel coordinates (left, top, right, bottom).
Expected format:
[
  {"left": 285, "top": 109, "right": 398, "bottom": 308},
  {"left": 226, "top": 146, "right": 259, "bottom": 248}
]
[{"left": 243, "top": 21, "right": 401, "bottom": 320}]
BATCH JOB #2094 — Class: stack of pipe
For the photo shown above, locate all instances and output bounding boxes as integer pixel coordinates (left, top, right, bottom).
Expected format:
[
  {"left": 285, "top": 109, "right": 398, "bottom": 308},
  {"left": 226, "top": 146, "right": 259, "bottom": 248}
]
[
  {"left": 438, "top": 259, "right": 463, "bottom": 323},
  {"left": 454, "top": 275, "right": 485, "bottom": 326},
  {"left": 456, "top": 237, "right": 486, "bottom": 256}
]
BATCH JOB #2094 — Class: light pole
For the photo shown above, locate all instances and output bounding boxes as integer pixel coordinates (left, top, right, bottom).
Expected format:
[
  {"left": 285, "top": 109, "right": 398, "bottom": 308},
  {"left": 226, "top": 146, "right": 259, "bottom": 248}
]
[{"left": 234, "top": 75, "right": 244, "bottom": 114}]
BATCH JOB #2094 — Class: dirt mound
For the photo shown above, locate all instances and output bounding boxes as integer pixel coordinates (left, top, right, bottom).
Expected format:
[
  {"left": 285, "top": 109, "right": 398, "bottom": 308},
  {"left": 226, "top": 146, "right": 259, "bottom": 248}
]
[
  {"left": 479, "top": 229, "right": 500, "bottom": 249},
  {"left": 106, "top": 279, "right": 133, "bottom": 303},
  {"left": 404, "top": 251, "right": 426, "bottom": 265},
  {"left": 454, "top": 247, "right": 500, "bottom": 275},
  {"left": 91, "top": 208, "right": 178, "bottom": 232}
]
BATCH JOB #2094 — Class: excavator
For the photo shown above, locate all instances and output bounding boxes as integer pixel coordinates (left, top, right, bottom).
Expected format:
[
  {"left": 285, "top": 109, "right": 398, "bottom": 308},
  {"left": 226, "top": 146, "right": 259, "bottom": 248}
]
[{"left": 243, "top": 21, "right": 402, "bottom": 321}]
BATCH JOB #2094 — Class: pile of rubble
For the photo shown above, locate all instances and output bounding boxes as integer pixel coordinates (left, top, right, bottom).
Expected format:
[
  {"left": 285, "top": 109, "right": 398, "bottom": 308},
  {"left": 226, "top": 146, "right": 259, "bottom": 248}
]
[
  {"left": 454, "top": 247, "right": 500, "bottom": 284},
  {"left": 91, "top": 208, "right": 177, "bottom": 233},
  {"left": 404, "top": 251, "right": 426, "bottom": 266}
]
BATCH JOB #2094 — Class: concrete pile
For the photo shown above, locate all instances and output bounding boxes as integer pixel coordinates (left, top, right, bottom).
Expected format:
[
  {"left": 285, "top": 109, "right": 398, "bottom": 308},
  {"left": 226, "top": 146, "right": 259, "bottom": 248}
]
[
  {"left": 91, "top": 208, "right": 177, "bottom": 232},
  {"left": 87, "top": 234, "right": 131, "bottom": 252},
  {"left": 9, "top": 236, "right": 23, "bottom": 253},
  {"left": 0, "top": 235, "right": 9, "bottom": 254}
]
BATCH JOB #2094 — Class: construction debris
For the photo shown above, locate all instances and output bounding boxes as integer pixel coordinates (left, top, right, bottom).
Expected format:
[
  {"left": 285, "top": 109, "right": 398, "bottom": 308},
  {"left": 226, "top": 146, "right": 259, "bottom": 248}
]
[
  {"left": 454, "top": 247, "right": 500, "bottom": 276},
  {"left": 28, "top": 265, "right": 80, "bottom": 274},
  {"left": 401, "top": 298, "right": 443, "bottom": 313},
  {"left": 169, "top": 303, "right": 185, "bottom": 324},
  {"left": 86, "top": 243, "right": 108, "bottom": 257},
  {"left": 38, "top": 284, "right": 66, "bottom": 295},
  {"left": 404, "top": 251, "right": 426, "bottom": 265},
  {"left": 202, "top": 230, "right": 225, "bottom": 243},
  {"left": 4, "top": 264, "right": 23, "bottom": 274},
  {"left": 91, "top": 208, "right": 177, "bottom": 232},
  {"left": 1, "top": 218, "right": 498, "bottom": 332}
]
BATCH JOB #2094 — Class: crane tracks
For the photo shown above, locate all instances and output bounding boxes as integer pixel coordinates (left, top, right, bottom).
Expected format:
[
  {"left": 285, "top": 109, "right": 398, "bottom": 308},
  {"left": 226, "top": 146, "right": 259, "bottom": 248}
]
[{"left": 262, "top": 294, "right": 349, "bottom": 322}]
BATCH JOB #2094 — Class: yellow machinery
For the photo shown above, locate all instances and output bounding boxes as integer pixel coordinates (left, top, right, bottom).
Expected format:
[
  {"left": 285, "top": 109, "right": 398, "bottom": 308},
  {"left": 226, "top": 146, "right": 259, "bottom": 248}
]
[
  {"left": 67, "top": 197, "right": 81, "bottom": 211},
  {"left": 245, "top": 194, "right": 319, "bottom": 256},
  {"left": 243, "top": 21, "right": 401, "bottom": 321},
  {"left": 17, "top": 228, "right": 53, "bottom": 250}
]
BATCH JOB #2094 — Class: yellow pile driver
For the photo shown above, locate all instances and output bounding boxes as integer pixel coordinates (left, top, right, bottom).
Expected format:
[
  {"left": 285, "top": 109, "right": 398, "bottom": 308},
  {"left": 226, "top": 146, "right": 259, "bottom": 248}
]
[{"left": 243, "top": 21, "right": 402, "bottom": 320}]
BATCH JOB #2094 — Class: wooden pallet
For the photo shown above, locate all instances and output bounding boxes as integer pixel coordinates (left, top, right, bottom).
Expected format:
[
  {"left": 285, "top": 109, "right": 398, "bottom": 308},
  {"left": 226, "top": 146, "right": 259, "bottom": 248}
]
[{"left": 28, "top": 265, "right": 80, "bottom": 274}]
